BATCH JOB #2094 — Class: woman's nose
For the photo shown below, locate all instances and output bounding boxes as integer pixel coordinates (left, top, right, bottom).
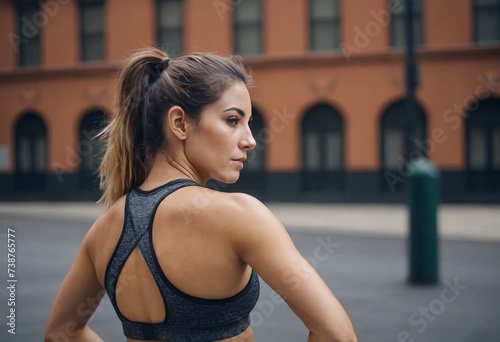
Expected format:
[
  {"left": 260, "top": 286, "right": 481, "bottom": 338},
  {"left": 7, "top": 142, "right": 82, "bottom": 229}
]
[{"left": 241, "top": 126, "right": 256, "bottom": 150}]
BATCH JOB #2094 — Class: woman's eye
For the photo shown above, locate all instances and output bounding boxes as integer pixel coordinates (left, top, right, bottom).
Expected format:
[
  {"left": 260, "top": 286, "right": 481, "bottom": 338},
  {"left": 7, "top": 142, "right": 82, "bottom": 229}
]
[{"left": 227, "top": 117, "right": 239, "bottom": 126}]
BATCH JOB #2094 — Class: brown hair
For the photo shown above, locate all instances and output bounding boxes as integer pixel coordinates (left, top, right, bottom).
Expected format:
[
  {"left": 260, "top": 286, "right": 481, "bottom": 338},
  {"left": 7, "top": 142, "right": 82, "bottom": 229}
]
[{"left": 97, "top": 47, "right": 251, "bottom": 208}]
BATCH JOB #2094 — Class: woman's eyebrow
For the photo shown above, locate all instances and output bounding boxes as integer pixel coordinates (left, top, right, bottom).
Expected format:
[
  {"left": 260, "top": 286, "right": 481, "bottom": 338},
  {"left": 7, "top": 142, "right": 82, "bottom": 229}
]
[{"left": 223, "top": 106, "right": 246, "bottom": 117}]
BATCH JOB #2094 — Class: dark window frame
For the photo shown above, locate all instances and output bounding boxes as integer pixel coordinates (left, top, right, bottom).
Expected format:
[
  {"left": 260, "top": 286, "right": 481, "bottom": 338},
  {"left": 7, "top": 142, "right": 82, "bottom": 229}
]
[
  {"left": 389, "top": 0, "right": 424, "bottom": 48},
  {"left": 380, "top": 101, "right": 427, "bottom": 193},
  {"left": 246, "top": 107, "right": 266, "bottom": 172},
  {"left": 236, "top": 107, "right": 267, "bottom": 197},
  {"left": 233, "top": 0, "right": 263, "bottom": 55},
  {"left": 309, "top": 0, "right": 341, "bottom": 51},
  {"left": 79, "top": 0, "right": 105, "bottom": 62},
  {"left": 14, "top": 112, "right": 48, "bottom": 191},
  {"left": 301, "top": 104, "right": 345, "bottom": 193},
  {"left": 156, "top": 0, "right": 184, "bottom": 56},
  {"left": 16, "top": 1, "right": 42, "bottom": 67},
  {"left": 79, "top": 109, "right": 106, "bottom": 189},
  {"left": 473, "top": 0, "right": 500, "bottom": 45},
  {"left": 465, "top": 97, "right": 500, "bottom": 193}
]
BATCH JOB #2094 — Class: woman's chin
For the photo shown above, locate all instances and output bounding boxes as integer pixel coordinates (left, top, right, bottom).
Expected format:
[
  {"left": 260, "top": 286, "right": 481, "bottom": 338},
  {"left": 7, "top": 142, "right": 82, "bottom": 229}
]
[{"left": 214, "top": 173, "right": 240, "bottom": 185}]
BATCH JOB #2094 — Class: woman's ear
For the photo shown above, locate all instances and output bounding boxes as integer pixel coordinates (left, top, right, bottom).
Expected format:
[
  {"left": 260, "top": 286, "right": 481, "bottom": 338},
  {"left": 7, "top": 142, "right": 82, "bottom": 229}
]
[{"left": 165, "top": 106, "right": 189, "bottom": 141}]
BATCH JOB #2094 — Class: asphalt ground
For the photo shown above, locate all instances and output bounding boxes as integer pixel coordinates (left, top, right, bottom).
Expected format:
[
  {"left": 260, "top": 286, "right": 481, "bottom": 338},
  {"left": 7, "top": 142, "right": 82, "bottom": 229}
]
[{"left": 0, "top": 205, "right": 499, "bottom": 341}]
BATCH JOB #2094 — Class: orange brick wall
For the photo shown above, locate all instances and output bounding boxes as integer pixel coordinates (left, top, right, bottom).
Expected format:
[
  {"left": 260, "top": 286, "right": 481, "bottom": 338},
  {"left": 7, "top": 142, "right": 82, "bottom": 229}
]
[{"left": 0, "top": 0, "right": 499, "bottom": 177}]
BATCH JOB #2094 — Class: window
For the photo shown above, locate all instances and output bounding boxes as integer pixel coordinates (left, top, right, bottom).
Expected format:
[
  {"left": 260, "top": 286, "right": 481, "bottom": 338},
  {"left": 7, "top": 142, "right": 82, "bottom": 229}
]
[
  {"left": 17, "top": 1, "right": 42, "bottom": 67},
  {"left": 380, "top": 101, "right": 426, "bottom": 193},
  {"left": 233, "top": 0, "right": 263, "bottom": 55},
  {"left": 474, "top": 0, "right": 500, "bottom": 44},
  {"left": 79, "top": 110, "right": 106, "bottom": 189},
  {"left": 389, "top": 0, "right": 423, "bottom": 48},
  {"left": 301, "top": 104, "right": 344, "bottom": 192},
  {"left": 79, "top": 0, "right": 105, "bottom": 62},
  {"left": 310, "top": 0, "right": 341, "bottom": 51},
  {"left": 15, "top": 113, "right": 47, "bottom": 191},
  {"left": 157, "top": 0, "right": 183, "bottom": 56},
  {"left": 465, "top": 98, "right": 500, "bottom": 192}
]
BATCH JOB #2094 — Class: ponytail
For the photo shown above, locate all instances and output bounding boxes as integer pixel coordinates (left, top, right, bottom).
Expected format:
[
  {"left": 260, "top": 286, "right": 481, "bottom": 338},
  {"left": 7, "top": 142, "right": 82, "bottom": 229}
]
[
  {"left": 97, "top": 48, "right": 168, "bottom": 208},
  {"left": 97, "top": 47, "right": 251, "bottom": 208}
]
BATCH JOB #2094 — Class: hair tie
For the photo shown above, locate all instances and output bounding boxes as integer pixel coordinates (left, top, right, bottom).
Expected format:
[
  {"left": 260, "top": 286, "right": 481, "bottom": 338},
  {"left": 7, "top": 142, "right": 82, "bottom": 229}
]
[
  {"left": 159, "top": 58, "right": 171, "bottom": 71},
  {"left": 149, "top": 58, "right": 170, "bottom": 85}
]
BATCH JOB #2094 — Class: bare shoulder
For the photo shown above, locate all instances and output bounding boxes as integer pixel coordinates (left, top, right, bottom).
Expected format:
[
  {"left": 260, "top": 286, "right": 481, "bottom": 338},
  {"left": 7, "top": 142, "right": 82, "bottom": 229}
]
[
  {"left": 159, "top": 186, "right": 285, "bottom": 239},
  {"left": 180, "top": 187, "right": 281, "bottom": 229},
  {"left": 208, "top": 190, "right": 271, "bottom": 218},
  {"left": 180, "top": 187, "right": 291, "bottom": 252}
]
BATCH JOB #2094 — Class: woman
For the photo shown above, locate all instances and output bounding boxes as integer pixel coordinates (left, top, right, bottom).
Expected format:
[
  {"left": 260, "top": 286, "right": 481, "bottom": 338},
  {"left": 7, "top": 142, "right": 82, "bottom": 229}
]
[{"left": 45, "top": 47, "right": 357, "bottom": 342}]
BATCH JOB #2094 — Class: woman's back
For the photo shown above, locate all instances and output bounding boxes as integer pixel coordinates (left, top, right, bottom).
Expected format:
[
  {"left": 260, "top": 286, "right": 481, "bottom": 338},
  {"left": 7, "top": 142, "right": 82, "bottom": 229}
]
[
  {"left": 45, "top": 48, "right": 356, "bottom": 342},
  {"left": 88, "top": 181, "right": 259, "bottom": 341}
]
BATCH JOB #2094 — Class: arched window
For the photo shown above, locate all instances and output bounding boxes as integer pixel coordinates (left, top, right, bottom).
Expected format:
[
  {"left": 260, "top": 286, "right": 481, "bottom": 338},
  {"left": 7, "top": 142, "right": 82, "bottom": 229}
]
[
  {"left": 380, "top": 101, "right": 426, "bottom": 193},
  {"left": 465, "top": 98, "right": 500, "bottom": 192},
  {"left": 79, "top": 110, "right": 106, "bottom": 189},
  {"left": 301, "top": 104, "right": 344, "bottom": 193},
  {"left": 15, "top": 112, "right": 48, "bottom": 191},
  {"left": 237, "top": 107, "right": 267, "bottom": 196}
]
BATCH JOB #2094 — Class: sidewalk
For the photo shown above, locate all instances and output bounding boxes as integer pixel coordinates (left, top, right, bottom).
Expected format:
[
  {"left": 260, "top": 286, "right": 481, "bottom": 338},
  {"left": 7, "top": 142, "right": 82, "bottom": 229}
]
[
  {"left": 267, "top": 203, "right": 500, "bottom": 242},
  {"left": 0, "top": 202, "right": 499, "bottom": 242}
]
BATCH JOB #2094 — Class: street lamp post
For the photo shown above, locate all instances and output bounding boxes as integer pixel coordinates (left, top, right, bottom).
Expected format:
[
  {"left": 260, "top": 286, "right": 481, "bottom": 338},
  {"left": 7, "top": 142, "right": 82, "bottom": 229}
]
[
  {"left": 405, "top": 0, "right": 440, "bottom": 285},
  {"left": 405, "top": 0, "right": 418, "bottom": 157}
]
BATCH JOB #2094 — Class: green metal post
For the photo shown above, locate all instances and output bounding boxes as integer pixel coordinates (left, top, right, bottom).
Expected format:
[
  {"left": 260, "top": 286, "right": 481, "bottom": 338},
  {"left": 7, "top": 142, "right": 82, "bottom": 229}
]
[{"left": 408, "top": 158, "right": 440, "bottom": 284}]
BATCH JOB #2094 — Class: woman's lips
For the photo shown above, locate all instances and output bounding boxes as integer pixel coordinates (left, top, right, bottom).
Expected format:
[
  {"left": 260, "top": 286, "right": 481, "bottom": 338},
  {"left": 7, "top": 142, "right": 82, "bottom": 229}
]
[{"left": 231, "top": 158, "right": 245, "bottom": 168}]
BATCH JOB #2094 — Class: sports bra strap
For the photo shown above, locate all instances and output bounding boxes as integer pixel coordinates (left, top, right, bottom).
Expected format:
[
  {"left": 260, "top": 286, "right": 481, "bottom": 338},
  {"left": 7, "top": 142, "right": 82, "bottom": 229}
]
[
  {"left": 103, "top": 178, "right": 260, "bottom": 341},
  {"left": 104, "top": 179, "right": 200, "bottom": 319}
]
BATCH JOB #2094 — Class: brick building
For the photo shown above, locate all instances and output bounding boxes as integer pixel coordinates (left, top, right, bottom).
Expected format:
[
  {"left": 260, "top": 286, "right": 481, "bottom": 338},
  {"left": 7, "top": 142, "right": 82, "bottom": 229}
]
[{"left": 0, "top": 0, "right": 499, "bottom": 202}]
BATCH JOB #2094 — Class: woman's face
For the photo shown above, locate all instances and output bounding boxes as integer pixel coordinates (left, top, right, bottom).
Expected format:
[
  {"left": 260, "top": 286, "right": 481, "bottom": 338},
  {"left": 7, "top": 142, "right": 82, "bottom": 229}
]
[{"left": 184, "top": 81, "right": 256, "bottom": 184}]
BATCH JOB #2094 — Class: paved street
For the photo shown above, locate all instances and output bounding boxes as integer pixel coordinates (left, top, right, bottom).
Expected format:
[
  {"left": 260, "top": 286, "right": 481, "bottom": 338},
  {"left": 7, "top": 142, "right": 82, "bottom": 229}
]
[{"left": 0, "top": 205, "right": 499, "bottom": 341}]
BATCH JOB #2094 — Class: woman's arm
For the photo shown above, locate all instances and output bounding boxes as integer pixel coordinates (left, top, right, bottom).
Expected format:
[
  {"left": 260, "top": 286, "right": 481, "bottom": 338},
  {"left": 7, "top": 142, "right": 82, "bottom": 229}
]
[
  {"left": 45, "top": 226, "right": 104, "bottom": 342},
  {"left": 227, "top": 194, "right": 357, "bottom": 342}
]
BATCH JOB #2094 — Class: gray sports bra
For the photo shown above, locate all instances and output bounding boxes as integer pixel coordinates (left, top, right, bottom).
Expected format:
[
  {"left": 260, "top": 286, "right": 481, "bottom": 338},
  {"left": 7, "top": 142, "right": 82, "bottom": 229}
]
[{"left": 104, "top": 179, "right": 260, "bottom": 341}]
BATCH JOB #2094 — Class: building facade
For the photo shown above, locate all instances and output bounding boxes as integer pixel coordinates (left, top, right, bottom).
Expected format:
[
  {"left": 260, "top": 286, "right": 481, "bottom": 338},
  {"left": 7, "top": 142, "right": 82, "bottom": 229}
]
[{"left": 0, "top": 0, "right": 499, "bottom": 202}]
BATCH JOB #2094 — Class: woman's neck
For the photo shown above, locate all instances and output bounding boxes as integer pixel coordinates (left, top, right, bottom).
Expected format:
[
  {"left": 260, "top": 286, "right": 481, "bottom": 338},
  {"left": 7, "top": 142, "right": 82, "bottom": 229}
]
[{"left": 140, "top": 153, "right": 203, "bottom": 191}]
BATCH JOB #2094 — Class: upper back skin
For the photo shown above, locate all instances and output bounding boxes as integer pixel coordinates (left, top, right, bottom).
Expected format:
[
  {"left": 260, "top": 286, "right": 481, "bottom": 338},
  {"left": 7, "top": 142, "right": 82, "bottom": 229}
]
[{"left": 86, "top": 185, "right": 256, "bottom": 342}]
